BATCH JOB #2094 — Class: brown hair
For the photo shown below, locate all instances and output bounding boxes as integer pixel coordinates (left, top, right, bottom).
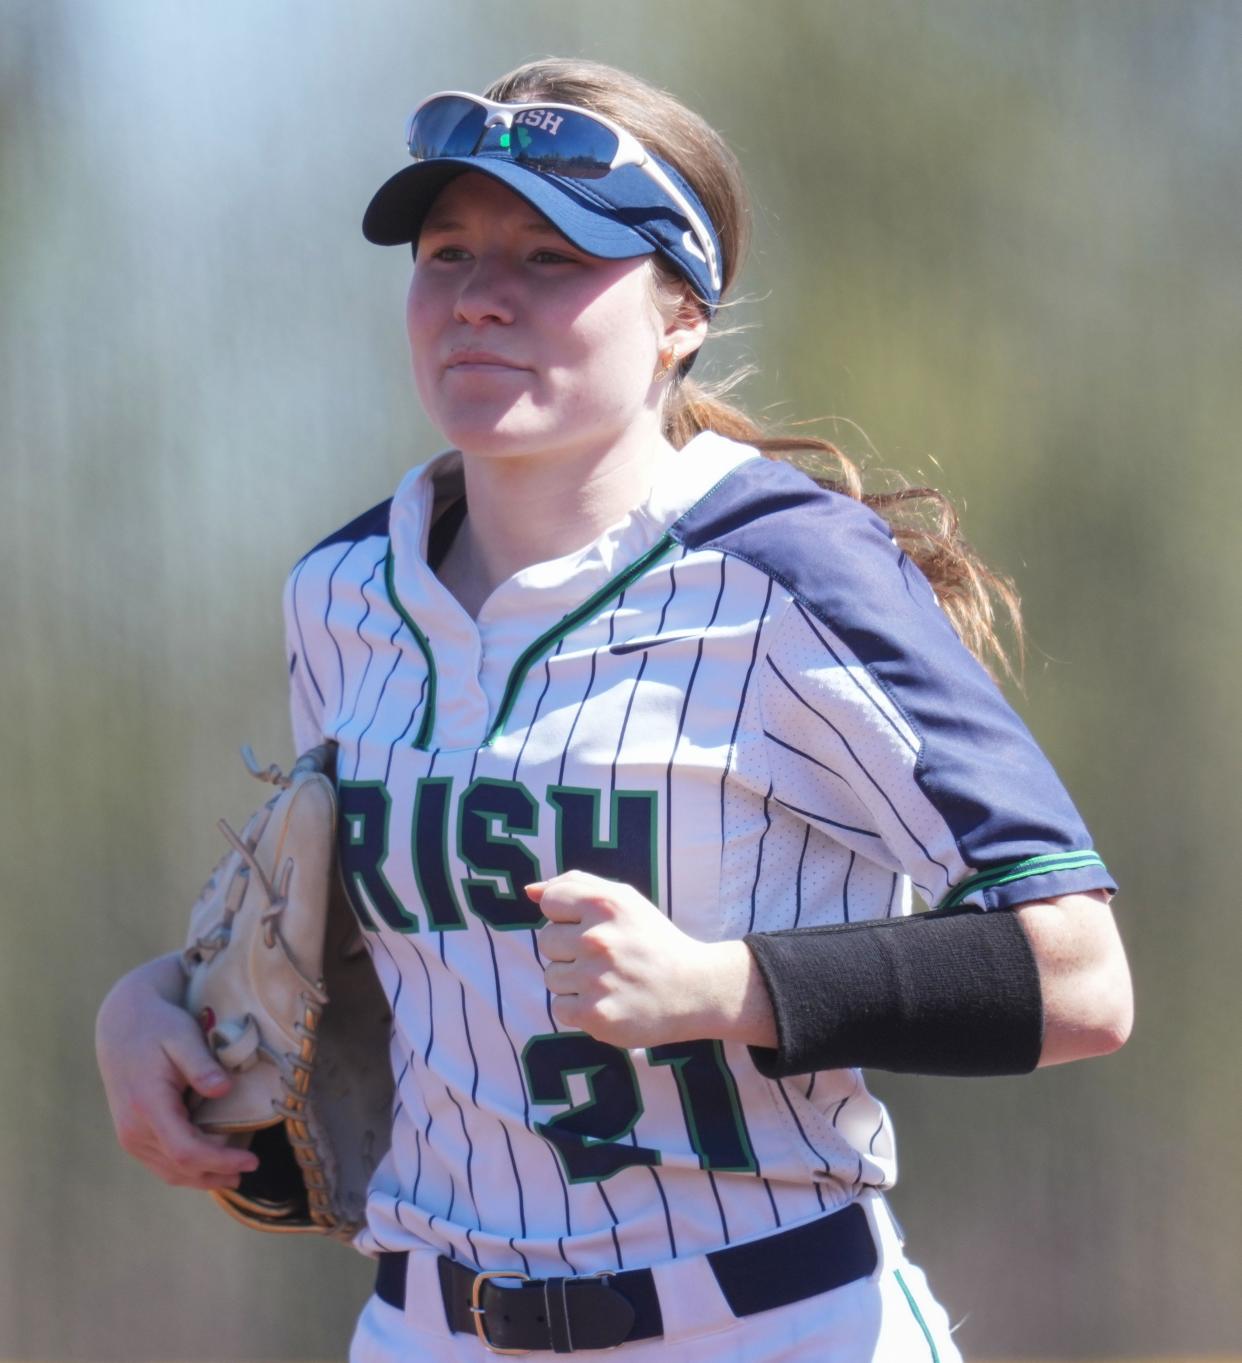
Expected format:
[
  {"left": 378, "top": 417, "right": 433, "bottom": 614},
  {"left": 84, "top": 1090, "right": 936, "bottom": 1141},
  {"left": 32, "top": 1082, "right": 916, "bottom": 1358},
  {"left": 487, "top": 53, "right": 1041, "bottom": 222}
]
[{"left": 485, "top": 58, "right": 1022, "bottom": 680}]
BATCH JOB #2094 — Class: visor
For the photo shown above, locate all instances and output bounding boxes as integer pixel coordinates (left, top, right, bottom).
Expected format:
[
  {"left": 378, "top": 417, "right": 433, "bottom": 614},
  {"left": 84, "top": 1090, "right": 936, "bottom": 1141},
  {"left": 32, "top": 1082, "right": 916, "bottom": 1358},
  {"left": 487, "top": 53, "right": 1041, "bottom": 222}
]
[{"left": 362, "top": 151, "right": 721, "bottom": 315}]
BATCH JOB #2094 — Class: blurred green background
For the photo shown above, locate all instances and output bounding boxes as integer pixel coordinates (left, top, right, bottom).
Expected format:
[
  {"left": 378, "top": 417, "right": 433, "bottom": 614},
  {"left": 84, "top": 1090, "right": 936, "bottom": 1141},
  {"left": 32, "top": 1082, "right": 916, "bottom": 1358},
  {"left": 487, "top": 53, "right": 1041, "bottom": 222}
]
[{"left": 2, "top": 1, "right": 1238, "bottom": 1359}]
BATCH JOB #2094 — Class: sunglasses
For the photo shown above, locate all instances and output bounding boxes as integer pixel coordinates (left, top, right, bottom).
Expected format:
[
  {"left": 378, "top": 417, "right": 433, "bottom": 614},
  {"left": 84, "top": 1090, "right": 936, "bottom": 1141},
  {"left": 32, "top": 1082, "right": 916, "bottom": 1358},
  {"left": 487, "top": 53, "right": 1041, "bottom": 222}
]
[{"left": 404, "top": 91, "right": 722, "bottom": 293}]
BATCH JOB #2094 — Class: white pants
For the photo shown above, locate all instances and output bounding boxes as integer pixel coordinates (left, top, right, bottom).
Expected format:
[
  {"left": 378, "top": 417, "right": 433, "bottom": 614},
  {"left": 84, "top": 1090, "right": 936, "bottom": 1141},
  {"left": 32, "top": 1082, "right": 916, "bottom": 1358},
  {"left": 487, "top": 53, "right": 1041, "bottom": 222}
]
[{"left": 348, "top": 1194, "right": 962, "bottom": 1363}]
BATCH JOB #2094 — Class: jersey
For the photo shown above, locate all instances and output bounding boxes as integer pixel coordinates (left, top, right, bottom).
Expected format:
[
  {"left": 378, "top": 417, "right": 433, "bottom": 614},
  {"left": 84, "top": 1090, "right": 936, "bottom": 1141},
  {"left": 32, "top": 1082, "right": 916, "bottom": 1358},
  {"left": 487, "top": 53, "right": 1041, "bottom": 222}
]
[{"left": 282, "top": 431, "right": 1114, "bottom": 1278}]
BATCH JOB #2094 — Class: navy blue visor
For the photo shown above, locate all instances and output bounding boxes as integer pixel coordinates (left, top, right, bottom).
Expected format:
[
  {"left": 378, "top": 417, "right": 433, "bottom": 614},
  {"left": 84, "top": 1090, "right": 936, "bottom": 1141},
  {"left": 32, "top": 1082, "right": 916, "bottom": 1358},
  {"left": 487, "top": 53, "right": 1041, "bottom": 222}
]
[{"left": 362, "top": 91, "right": 723, "bottom": 313}]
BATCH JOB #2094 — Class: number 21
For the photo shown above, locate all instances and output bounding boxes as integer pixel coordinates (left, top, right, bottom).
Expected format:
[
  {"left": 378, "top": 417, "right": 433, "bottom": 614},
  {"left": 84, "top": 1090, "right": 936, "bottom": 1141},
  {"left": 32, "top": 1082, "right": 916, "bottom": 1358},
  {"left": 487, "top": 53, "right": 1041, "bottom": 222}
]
[{"left": 521, "top": 1032, "right": 757, "bottom": 1183}]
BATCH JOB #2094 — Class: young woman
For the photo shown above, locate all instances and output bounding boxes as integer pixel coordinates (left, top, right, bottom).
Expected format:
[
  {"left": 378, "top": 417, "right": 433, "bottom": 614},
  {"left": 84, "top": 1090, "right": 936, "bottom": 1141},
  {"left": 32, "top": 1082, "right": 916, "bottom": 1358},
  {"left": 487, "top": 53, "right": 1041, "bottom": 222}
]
[{"left": 97, "top": 58, "right": 1132, "bottom": 1361}]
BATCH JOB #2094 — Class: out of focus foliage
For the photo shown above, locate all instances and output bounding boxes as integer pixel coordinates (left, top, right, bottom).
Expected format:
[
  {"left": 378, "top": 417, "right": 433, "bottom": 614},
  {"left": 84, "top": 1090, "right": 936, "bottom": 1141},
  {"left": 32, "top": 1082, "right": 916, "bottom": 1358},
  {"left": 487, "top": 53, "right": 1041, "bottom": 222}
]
[{"left": 2, "top": 2, "right": 1237, "bottom": 1357}]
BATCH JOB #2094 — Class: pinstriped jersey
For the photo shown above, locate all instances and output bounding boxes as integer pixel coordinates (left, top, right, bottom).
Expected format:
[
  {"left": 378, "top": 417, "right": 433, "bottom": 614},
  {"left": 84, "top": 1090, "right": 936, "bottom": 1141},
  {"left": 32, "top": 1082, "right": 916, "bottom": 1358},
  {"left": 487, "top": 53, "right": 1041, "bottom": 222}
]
[{"left": 283, "top": 432, "right": 1114, "bottom": 1275}]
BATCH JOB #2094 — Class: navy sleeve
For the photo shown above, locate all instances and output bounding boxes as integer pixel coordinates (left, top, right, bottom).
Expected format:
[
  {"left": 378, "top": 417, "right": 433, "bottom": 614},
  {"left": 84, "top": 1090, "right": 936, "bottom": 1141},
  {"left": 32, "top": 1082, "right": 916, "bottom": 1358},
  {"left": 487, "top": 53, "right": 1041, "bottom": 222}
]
[{"left": 674, "top": 459, "right": 1116, "bottom": 912}]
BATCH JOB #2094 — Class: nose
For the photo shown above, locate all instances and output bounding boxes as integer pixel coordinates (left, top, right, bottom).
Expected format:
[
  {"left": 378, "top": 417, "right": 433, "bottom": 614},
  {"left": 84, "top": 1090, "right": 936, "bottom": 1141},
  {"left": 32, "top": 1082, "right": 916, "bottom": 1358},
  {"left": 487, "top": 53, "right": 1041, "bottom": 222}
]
[{"left": 453, "top": 253, "right": 516, "bottom": 327}]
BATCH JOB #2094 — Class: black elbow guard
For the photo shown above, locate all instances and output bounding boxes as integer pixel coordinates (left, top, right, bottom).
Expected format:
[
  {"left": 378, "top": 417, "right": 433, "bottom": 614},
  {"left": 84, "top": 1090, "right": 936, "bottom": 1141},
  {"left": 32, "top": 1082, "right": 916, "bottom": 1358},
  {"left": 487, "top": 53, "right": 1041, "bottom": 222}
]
[{"left": 744, "top": 906, "right": 1044, "bottom": 1079}]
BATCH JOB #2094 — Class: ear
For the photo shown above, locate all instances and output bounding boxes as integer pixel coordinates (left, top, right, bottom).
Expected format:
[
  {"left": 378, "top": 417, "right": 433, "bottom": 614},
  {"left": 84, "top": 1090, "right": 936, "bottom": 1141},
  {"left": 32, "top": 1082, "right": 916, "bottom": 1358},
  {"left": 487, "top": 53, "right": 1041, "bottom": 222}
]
[{"left": 659, "top": 285, "right": 710, "bottom": 370}]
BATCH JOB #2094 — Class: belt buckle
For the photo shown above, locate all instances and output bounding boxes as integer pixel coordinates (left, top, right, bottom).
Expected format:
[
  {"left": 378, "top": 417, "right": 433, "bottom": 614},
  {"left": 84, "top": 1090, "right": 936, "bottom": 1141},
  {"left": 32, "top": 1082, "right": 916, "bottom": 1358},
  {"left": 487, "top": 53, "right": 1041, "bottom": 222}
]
[{"left": 470, "top": 1269, "right": 531, "bottom": 1355}]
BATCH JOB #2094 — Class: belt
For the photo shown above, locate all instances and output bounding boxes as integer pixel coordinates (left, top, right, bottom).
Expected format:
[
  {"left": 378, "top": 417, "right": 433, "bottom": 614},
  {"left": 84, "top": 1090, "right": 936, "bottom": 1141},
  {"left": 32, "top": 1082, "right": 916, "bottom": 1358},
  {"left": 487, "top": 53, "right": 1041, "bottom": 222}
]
[{"left": 374, "top": 1200, "right": 879, "bottom": 1354}]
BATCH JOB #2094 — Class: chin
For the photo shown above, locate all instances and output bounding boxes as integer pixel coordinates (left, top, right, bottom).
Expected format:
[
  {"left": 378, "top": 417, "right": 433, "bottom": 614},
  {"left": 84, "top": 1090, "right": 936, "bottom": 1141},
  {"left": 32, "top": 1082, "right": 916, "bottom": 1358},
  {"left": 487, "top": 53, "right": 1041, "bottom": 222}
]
[
  {"left": 437, "top": 420, "right": 559, "bottom": 462},
  {"left": 431, "top": 395, "right": 644, "bottom": 466}
]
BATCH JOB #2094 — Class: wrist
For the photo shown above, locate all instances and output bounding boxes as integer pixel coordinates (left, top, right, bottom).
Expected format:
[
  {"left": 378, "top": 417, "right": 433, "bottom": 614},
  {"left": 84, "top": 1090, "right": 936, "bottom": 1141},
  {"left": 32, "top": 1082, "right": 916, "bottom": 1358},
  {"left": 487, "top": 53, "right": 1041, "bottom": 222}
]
[
  {"left": 111, "top": 951, "right": 190, "bottom": 1013},
  {"left": 682, "top": 940, "right": 778, "bottom": 1048}
]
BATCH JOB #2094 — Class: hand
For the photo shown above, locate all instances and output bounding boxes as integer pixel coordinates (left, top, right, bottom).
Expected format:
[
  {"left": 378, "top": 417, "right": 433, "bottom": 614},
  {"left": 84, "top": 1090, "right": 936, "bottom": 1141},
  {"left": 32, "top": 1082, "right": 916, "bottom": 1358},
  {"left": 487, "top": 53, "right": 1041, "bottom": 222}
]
[
  {"left": 529, "top": 870, "right": 771, "bottom": 1051},
  {"left": 95, "top": 952, "right": 260, "bottom": 1190}
]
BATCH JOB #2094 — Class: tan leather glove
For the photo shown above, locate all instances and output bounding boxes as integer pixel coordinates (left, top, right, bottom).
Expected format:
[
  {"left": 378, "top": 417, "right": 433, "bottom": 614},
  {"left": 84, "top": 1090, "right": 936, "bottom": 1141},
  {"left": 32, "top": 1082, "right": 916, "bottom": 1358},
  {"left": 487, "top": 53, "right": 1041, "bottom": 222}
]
[{"left": 183, "top": 745, "right": 393, "bottom": 1241}]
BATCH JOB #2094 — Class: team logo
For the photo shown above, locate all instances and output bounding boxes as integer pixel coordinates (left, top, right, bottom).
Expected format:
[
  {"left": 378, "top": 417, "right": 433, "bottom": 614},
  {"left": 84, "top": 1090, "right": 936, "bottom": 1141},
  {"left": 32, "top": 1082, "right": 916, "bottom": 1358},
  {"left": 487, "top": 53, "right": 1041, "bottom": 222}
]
[
  {"left": 513, "top": 109, "right": 564, "bottom": 136},
  {"left": 609, "top": 631, "right": 698, "bottom": 656}
]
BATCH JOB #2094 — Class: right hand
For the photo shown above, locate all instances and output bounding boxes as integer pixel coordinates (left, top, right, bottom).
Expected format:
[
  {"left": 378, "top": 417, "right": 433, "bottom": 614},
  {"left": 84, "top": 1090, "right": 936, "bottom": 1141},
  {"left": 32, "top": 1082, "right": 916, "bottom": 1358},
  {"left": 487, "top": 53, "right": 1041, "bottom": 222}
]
[{"left": 95, "top": 952, "right": 260, "bottom": 1190}]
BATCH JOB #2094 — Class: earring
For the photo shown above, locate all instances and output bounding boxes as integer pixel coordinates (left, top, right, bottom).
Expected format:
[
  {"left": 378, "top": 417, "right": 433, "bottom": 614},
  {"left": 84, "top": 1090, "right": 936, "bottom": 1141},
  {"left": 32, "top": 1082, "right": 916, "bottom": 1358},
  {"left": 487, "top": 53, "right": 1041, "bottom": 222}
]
[{"left": 654, "top": 348, "right": 676, "bottom": 382}]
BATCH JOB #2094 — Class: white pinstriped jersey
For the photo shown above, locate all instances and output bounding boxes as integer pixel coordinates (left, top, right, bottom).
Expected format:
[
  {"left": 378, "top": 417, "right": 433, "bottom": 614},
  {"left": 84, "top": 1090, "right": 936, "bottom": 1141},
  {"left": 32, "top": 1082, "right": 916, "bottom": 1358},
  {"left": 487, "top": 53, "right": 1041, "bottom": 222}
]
[{"left": 283, "top": 432, "right": 1113, "bottom": 1276}]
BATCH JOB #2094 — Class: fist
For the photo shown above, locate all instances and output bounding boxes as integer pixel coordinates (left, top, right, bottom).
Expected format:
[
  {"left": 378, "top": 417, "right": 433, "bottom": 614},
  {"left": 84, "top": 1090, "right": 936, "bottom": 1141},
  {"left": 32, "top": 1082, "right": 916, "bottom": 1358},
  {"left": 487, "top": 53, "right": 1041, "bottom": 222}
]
[{"left": 529, "top": 870, "right": 723, "bottom": 1050}]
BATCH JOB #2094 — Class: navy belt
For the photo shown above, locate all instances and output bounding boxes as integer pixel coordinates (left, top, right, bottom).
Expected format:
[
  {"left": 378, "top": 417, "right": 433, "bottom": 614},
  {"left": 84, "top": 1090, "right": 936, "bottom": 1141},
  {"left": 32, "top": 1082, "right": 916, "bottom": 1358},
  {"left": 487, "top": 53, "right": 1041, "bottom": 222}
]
[{"left": 374, "top": 1200, "right": 879, "bottom": 1354}]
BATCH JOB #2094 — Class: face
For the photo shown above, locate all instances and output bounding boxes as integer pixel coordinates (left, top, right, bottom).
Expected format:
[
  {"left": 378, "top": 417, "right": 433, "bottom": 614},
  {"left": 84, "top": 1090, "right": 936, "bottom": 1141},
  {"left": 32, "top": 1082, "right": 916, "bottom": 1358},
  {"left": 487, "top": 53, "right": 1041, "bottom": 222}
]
[{"left": 406, "top": 172, "right": 679, "bottom": 465}]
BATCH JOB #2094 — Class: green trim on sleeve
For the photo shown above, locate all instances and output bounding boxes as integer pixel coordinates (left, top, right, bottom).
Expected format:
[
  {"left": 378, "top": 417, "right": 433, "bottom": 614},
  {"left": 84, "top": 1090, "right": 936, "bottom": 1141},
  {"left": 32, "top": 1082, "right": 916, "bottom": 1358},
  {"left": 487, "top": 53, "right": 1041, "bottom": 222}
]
[
  {"left": 937, "top": 850, "right": 1107, "bottom": 912},
  {"left": 384, "top": 546, "right": 438, "bottom": 751}
]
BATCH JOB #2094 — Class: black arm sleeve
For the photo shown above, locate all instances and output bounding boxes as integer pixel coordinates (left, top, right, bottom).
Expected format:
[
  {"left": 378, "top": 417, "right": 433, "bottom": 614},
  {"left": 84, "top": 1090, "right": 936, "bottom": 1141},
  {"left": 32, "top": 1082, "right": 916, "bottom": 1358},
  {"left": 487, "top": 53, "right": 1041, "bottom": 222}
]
[{"left": 744, "top": 906, "right": 1044, "bottom": 1078}]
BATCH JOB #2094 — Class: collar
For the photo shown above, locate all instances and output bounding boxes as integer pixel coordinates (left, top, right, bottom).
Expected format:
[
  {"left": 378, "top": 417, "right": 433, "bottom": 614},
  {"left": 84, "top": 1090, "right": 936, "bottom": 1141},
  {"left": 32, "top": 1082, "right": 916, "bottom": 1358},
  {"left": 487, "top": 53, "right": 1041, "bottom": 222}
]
[{"left": 389, "top": 431, "right": 759, "bottom": 625}]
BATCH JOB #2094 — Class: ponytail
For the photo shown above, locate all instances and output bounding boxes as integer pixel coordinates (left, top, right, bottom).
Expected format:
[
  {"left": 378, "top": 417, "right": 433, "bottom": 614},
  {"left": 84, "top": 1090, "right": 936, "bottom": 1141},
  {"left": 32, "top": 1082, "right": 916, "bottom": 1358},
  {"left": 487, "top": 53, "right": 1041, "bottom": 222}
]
[{"left": 664, "top": 377, "right": 1024, "bottom": 684}]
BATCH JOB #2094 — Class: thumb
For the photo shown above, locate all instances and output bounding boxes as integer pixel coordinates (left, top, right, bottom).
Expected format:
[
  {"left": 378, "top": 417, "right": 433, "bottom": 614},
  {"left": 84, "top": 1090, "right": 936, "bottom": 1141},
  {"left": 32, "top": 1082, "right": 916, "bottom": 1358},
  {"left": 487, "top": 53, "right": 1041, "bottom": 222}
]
[
  {"left": 525, "top": 881, "right": 546, "bottom": 903},
  {"left": 163, "top": 1017, "right": 232, "bottom": 1098},
  {"left": 185, "top": 1065, "right": 232, "bottom": 1099}
]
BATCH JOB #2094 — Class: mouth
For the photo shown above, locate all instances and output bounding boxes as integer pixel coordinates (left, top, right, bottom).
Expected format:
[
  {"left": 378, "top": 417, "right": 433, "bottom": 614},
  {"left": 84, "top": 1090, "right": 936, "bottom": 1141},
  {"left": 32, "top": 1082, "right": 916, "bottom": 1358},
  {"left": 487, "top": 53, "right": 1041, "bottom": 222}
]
[{"left": 444, "top": 351, "right": 528, "bottom": 372}]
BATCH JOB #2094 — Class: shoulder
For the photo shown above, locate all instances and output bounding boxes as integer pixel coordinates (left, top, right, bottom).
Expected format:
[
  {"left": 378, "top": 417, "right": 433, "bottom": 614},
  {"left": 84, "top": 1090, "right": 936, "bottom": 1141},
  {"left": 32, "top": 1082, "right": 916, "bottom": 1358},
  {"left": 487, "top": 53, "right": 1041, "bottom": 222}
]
[
  {"left": 291, "top": 498, "right": 393, "bottom": 570},
  {"left": 673, "top": 453, "right": 898, "bottom": 563},
  {"left": 670, "top": 454, "right": 943, "bottom": 652},
  {"left": 282, "top": 498, "right": 394, "bottom": 631},
  {"left": 285, "top": 449, "right": 459, "bottom": 579}
]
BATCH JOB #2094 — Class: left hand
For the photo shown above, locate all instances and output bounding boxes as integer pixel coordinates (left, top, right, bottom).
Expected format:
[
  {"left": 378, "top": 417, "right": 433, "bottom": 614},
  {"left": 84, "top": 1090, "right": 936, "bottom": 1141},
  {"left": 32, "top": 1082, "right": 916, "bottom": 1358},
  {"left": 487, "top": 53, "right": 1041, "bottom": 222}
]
[{"left": 529, "top": 870, "right": 732, "bottom": 1050}]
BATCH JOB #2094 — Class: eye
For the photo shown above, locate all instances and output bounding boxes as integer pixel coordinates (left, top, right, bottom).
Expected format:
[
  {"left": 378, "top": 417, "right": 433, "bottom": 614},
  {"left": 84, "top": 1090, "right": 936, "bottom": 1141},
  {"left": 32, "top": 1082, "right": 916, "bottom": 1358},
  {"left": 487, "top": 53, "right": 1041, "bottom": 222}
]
[
  {"left": 530, "top": 247, "right": 578, "bottom": 265},
  {"left": 427, "top": 245, "right": 471, "bottom": 263}
]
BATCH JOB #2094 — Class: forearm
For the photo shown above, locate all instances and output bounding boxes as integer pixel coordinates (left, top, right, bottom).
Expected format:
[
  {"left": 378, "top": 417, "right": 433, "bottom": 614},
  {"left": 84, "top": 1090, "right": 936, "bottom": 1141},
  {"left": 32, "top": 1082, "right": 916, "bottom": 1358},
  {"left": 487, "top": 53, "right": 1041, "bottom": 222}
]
[
  {"left": 531, "top": 872, "right": 1129, "bottom": 1073},
  {"left": 688, "top": 893, "right": 1130, "bottom": 1077},
  {"left": 742, "top": 907, "right": 1042, "bottom": 1076}
]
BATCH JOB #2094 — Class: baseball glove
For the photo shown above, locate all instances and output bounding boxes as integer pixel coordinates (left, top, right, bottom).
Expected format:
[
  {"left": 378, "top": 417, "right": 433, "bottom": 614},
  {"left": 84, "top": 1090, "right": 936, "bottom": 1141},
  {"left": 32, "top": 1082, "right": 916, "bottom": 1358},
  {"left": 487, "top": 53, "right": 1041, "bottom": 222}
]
[{"left": 182, "top": 743, "right": 393, "bottom": 1241}]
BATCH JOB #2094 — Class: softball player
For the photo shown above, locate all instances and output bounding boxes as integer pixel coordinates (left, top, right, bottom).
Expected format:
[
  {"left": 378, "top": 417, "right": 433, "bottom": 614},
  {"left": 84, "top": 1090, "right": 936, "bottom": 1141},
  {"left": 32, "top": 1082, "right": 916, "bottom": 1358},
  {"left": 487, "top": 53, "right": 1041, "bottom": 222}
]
[{"left": 97, "top": 57, "right": 1132, "bottom": 1361}]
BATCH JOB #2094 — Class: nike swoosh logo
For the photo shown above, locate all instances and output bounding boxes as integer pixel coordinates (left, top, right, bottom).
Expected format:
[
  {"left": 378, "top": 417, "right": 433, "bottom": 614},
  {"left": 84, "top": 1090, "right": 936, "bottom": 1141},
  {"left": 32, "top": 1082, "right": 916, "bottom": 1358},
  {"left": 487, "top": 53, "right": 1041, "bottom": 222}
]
[{"left": 609, "top": 632, "right": 699, "bottom": 656}]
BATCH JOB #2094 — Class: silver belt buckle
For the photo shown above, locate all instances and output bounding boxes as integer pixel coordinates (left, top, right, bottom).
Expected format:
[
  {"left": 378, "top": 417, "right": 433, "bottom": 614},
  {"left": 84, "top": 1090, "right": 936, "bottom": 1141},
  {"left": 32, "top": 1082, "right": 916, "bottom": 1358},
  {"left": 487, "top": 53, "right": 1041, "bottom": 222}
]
[{"left": 470, "top": 1269, "right": 531, "bottom": 1355}]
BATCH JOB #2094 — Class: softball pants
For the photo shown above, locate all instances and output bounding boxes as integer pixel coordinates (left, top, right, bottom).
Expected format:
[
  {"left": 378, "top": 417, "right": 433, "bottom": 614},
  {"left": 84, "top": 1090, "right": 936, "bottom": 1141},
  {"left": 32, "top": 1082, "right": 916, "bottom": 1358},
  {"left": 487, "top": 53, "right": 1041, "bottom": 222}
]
[{"left": 348, "top": 1191, "right": 962, "bottom": 1362}]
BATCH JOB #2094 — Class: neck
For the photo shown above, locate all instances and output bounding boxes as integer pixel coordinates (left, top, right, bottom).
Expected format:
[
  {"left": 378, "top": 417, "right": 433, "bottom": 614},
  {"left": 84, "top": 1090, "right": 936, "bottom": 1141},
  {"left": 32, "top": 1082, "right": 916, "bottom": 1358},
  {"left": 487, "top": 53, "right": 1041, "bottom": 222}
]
[{"left": 441, "top": 421, "right": 671, "bottom": 616}]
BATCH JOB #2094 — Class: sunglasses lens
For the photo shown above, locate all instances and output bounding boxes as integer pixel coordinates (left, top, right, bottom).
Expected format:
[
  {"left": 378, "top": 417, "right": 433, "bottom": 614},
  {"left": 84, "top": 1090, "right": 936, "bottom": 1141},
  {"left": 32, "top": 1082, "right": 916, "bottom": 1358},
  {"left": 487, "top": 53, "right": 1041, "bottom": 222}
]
[
  {"left": 480, "top": 107, "right": 618, "bottom": 179},
  {"left": 408, "top": 96, "right": 487, "bottom": 160}
]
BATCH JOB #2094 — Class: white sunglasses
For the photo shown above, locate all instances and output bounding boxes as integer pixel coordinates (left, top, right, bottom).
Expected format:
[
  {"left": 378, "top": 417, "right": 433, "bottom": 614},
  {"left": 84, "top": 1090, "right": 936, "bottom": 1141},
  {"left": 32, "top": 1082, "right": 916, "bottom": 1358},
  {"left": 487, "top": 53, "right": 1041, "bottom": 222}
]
[{"left": 404, "top": 91, "right": 721, "bottom": 293}]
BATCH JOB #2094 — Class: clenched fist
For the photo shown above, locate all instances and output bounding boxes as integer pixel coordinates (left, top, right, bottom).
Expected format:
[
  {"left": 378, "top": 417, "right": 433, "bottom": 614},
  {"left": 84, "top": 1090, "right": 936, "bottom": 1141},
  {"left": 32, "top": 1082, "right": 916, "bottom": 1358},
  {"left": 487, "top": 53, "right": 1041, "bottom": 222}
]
[{"left": 528, "top": 870, "right": 776, "bottom": 1051}]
